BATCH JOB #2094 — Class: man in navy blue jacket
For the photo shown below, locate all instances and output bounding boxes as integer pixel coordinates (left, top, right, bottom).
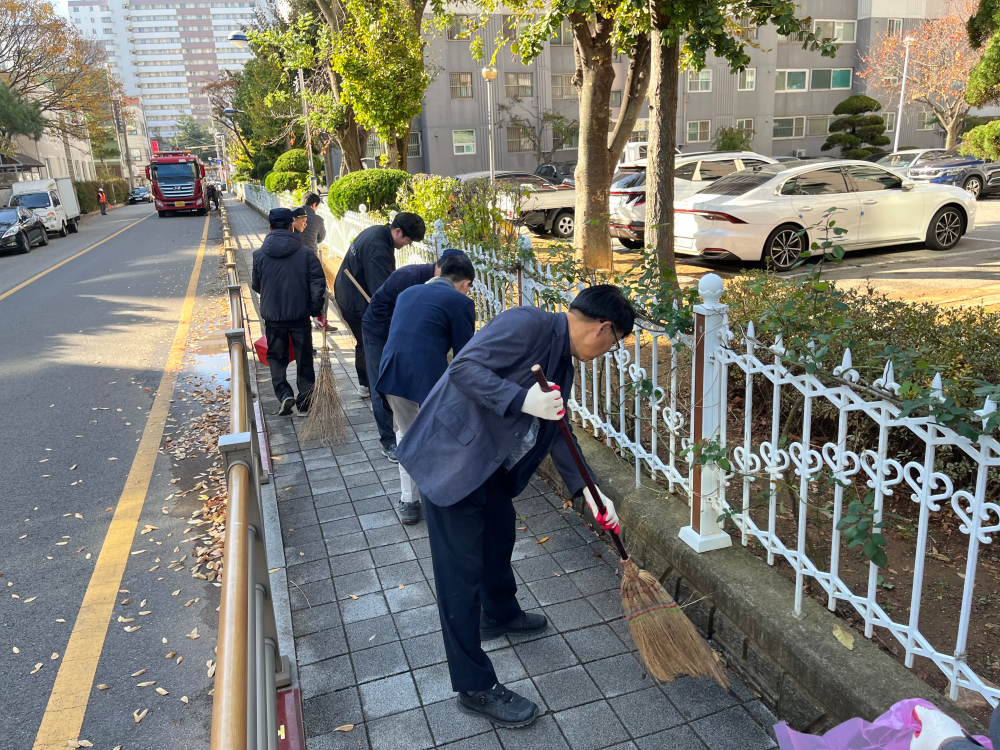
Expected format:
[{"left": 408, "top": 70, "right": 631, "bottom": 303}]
[
  {"left": 376, "top": 253, "right": 476, "bottom": 524},
  {"left": 361, "top": 248, "right": 467, "bottom": 462},
  {"left": 395, "top": 285, "right": 633, "bottom": 728},
  {"left": 251, "top": 207, "right": 326, "bottom": 416}
]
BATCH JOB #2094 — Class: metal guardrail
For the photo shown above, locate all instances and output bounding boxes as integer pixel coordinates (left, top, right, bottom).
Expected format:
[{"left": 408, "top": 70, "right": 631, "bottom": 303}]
[{"left": 211, "top": 203, "right": 290, "bottom": 750}]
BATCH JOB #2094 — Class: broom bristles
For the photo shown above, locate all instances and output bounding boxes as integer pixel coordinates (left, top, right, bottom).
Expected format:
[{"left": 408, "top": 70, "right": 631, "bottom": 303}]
[
  {"left": 298, "top": 345, "right": 347, "bottom": 446},
  {"left": 621, "top": 559, "right": 729, "bottom": 687}
]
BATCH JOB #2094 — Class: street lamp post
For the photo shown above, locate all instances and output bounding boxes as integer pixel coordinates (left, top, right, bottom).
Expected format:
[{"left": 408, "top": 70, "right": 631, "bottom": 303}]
[
  {"left": 481, "top": 66, "right": 497, "bottom": 183},
  {"left": 893, "top": 36, "right": 916, "bottom": 153}
]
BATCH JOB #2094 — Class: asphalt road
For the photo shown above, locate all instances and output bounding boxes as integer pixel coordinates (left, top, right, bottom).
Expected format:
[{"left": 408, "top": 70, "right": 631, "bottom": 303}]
[{"left": 0, "top": 203, "right": 226, "bottom": 749}]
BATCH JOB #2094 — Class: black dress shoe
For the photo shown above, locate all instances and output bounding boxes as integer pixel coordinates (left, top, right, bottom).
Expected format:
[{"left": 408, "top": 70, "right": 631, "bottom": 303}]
[
  {"left": 275, "top": 397, "right": 295, "bottom": 416},
  {"left": 480, "top": 611, "right": 548, "bottom": 640},
  {"left": 457, "top": 684, "right": 539, "bottom": 728}
]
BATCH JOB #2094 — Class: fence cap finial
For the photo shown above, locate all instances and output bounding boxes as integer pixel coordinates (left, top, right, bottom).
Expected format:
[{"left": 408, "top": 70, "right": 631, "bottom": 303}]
[
  {"left": 698, "top": 273, "right": 725, "bottom": 305},
  {"left": 358, "top": 203, "right": 368, "bottom": 214},
  {"left": 433, "top": 218, "right": 444, "bottom": 232},
  {"left": 518, "top": 235, "right": 532, "bottom": 251}
]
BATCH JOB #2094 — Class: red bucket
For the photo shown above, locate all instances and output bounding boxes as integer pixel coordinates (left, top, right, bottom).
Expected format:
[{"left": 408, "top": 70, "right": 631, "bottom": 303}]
[{"left": 254, "top": 335, "right": 295, "bottom": 367}]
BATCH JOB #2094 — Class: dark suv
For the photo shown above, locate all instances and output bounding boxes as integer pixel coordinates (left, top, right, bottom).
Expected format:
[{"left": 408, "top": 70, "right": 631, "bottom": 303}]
[{"left": 907, "top": 153, "right": 1000, "bottom": 199}]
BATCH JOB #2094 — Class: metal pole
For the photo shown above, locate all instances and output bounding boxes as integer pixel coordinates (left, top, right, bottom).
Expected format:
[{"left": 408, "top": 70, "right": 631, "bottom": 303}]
[
  {"left": 894, "top": 42, "right": 912, "bottom": 153},
  {"left": 255, "top": 584, "right": 267, "bottom": 750},
  {"left": 264, "top": 640, "right": 278, "bottom": 750},
  {"left": 246, "top": 525, "right": 257, "bottom": 749},
  {"left": 298, "top": 68, "right": 317, "bottom": 192},
  {"left": 487, "top": 81, "right": 495, "bottom": 183}
]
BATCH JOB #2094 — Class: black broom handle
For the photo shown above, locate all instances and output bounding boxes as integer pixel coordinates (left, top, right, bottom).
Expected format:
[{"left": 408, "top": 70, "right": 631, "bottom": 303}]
[{"left": 531, "top": 365, "right": 629, "bottom": 561}]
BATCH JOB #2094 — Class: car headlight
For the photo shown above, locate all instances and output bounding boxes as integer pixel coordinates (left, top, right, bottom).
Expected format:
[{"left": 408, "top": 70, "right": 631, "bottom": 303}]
[
  {"left": 939, "top": 168, "right": 965, "bottom": 177},
  {"left": 2, "top": 227, "right": 18, "bottom": 238}
]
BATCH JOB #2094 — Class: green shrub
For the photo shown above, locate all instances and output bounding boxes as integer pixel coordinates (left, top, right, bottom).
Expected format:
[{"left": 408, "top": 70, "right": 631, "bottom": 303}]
[
  {"left": 959, "top": 120, "right": 1000, "bottom": 161},
  {"left": 73, "top": 178, "right": 130, "bottom": 213},
  {"left": 264, "top": 171, "right": 307, "bottom": 193},
  {"left": 273, "top": 148, "right": 322, "bottom": 175},
  {"left": 328, "top": 168, "right": 408, "bottom": 218},
  {"left": 396, "top": 174, "right": 457, "bottom": 228}
]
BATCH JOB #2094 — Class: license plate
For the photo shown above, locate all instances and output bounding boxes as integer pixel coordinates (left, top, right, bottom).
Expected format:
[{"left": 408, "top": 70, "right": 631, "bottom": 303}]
[{"left": 174, "top": 201, "right": 185, "bottom": 207}]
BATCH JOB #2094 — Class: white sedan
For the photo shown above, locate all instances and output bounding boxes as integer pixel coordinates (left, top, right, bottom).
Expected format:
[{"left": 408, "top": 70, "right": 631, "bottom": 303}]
[{"left": 674, "top": 160, "right": 977, "bottom": 271}]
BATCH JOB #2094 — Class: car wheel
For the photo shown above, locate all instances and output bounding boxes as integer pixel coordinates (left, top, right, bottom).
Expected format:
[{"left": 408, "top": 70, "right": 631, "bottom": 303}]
[
  {"left": 763, "top": 224, "right": 805, "bottom": 272},
  {"left": 67, "top": 219, "right": 78, "bottom": 233},
  {"left": 528, "top": 226, "right": 547, "bottom": 236},
  {"left": 550, "top": 210, "right": 574, "bottom": 239},
  {"left": 925, "top": 205, "right": 964, "bottom": 251},
  {"left": 619, "top": 238, "right": 644, "bottom": 250},
  {"left": 17, "top": 232, "right": 29, "bottom": 254},
  {"left": 58, "top": 222, "right": 68, "bottom": 237},
  {"left": 38, "top": 227, "right": 49, "bottom": 246},
  {"left": 963, "top": 176, "right": 982, "bottom": 198},
  {"left": 158, "top": 210, "right": 166, "bottom": 218}
]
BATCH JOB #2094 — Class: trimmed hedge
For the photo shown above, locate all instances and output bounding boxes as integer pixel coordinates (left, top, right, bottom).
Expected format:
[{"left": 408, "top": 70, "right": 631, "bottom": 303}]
[
  {"left": 73, "top": 179, "right": 130, "bottom": 213},
  {"left": 264, "top": 171, "right": 308, "bottom": 193},
  {"left": 328, "top": 168, "right": 408, "bottom": 218},
  {"left": 273, "top": 148, "right": 316, "bottom": 175}
]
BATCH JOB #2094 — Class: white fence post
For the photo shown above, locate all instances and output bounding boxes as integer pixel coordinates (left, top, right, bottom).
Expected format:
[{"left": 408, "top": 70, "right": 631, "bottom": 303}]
[{"left": 680, "top": 273, "right": 733, "bottom": 553}]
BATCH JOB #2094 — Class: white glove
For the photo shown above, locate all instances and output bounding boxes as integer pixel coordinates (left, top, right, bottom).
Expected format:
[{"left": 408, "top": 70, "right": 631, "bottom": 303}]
[
  {"left": 910, "top": 705, "right": 965, "bottom": 750},
  {"left": 522, "top": 381, "right": 565, "bottom": 421},
  {"left": 583, "top": 486, "right": 620, "bottom": 534}
]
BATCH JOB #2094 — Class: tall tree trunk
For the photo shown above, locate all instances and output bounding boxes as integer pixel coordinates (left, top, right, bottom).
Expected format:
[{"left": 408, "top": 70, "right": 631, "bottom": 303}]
[
  {"left": 337, "top": 107, "right": 365, "bottom": 173},
  {"left": 395, "top": 130, "right": 409, "bottom": 172},
  {"left": 646, "top": 19, "right": 680, "bottom": 280},
  {"left": 384, "top": 127, "right": 400, "bottom": 169},
  {"left": 944, "top": 113, "right": 964, "bottom": 149}
]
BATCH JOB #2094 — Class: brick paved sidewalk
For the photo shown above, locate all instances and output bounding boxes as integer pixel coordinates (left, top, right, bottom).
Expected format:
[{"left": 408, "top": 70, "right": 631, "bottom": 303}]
[{"left": 227, "top": 198, "right": 780, "bottom": 750}]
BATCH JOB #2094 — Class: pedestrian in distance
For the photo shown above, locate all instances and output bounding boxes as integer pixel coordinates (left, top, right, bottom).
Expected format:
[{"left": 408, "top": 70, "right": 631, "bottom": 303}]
[
  {"left": 251, "top": 207, "right": 326, "bottom": 417},
  {"left": 298, "top": 192, "right": 326, "bottom": 253},
  {"left": 333, "top": 212, "right": 425, "bottom": 398},
  {"left": 98, "top": 188, "right": 108, "bottom": 215},
  {"left": 290, "top": 205, "right": 308, "bottom": 234},
  {"left": 375, "top": 252, "right": 476, "bottom": 524},
  {"left": 360, "top": 247, "right": 468, "bottom": 462},
  {"left": 209, "top": 183, "right": 221, "bottom": 210},
  {"left": 395, "top": 285, "right": 631, "bottom": 728}
]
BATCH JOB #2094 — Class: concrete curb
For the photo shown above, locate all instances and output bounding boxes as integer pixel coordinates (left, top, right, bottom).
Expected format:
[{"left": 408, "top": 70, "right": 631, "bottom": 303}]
[{"left": 538, "top": 432, "right": 986, "bottom": 735}]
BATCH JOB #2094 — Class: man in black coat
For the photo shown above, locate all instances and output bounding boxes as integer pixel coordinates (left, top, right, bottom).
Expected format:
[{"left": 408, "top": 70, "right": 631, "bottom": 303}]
[
  {"left": 252, "top": 207, "right": 326, "bottom": 416},
  {"left": 333, "top": 212, "right": 425, "bottom": 398}
]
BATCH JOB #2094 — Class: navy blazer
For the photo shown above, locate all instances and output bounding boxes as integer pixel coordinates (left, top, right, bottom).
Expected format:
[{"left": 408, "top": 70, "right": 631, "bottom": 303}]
[
  {"left": 361, "top": 262, "right": 436, "bottom": 340},
  {"left": 395, "top": 306, "right": 595, "bottom": 506},
  {"left": 376, "top": 279, "right": 476, "bottom": 405}
]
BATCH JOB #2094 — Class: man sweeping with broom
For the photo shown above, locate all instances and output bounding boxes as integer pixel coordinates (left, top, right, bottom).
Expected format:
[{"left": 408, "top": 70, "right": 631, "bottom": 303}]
[{"left": 395, "top": 285, "right": 631, "bottom": 727}]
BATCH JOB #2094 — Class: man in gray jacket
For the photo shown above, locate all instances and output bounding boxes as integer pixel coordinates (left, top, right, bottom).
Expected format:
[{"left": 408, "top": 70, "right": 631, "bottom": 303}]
[{"left": 298, "top": 192, "right": 326, "bottom": 252}]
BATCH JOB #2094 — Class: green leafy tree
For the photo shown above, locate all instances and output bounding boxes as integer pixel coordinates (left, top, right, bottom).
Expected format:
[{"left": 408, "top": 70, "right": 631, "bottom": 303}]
[
  {"left": 0, "top": 83, "right": 45, "bottom": 154},
  {"left": 90, "top": 127, "right": 120, "bottom": 174},
  {"left": 713, "top": 124, "right": 753, "bottom": 152},
  {"left": 821, "top": 95, "right": 891, "bottom": 159},
  {"left": 496, "top": 100, "right": 579, "bottom": 168},
  {"left": 959, "top": 119, "right": 1000, "bottom": 160},
  {"left": 967, "top": 0, "right": 1000, "bottom": 107}
]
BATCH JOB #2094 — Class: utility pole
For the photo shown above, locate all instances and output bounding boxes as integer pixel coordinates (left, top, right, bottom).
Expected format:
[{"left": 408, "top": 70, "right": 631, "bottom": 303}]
[{"left": 297, "top": 68, "right": 317, "bottom": 191}]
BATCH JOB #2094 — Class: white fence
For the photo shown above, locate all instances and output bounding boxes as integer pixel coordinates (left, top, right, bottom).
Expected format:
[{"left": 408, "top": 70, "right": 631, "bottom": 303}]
[{"left": 234, "top": 183, "right": 1000, "bottom": 710}]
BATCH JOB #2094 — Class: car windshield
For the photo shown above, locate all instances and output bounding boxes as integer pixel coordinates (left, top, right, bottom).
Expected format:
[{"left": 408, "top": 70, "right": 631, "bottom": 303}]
[
  {"left": 693, "top": 167, "right": 783, "bottom": 196},
  {"left": 611, "top": 169, "right": 645, "bottom": 189},
  {"left": 10, "top": 192, "right": 50, "bottom": 209},
  {"left": 151, "top": 163, "right": 198, "bottom": 181},
  {"left": 0, "top": 208, "right": 19, "bottom": 223},
  {"left": 133, "top": 187, "right": 147, "bottom": 194},
  {"left": 877, "top": 153, "right": 920, "bottom": 168}
]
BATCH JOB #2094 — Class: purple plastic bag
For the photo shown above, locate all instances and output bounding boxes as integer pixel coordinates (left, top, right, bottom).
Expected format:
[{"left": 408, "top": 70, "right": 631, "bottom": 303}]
[{"left": 775, "top": 699, "right": 993, "bottom": 750}]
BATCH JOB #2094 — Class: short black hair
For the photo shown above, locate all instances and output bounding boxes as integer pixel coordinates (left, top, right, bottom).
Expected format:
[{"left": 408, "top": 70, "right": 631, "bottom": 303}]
[
  {"left": 439, "top": 253, "right": 475, "bottom": 283},
  {"left": 390, "top": 212, "right": 425, "bottom": 242},
  {"left": 569, "top": 285, "right": 635, "bottom": 338},
  {"left": 304, "top": 192, "right": 321, "bottom": 207}
]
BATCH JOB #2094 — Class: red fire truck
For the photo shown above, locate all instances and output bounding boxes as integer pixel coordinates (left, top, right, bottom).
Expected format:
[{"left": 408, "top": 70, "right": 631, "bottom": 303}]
[{"left": 145, "top": 150, "right": 208, "bottom": 217}]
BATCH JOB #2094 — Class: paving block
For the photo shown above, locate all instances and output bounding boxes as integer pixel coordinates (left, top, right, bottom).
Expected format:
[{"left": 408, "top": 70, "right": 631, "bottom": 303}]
[
  {"left": 526, "top": 511, "right": 572, "bottom": 534},
  {"left": 288, "top": 559, "right": 333, "bottom": 586},
  {"left": 744, "top": 699, "right": 780, "bottom": 740},
  {"left": 410, "top": 537, "right": 433, "bottom": 559},
  {"left": 345, "top": 613, "right": 399, "bottom": 652},
  {"left": 366, "top": 707, "right": 434, "bottom": 750},
  {"left": 311, "top": 478, "right": 349, "bottom": 494},
  {"left": 340, "top": 592, "right": 390, "bottom": 624},
  {"left": 295, "top": 626, "right": 349, "bottom": 666},
  {"left": 510, "top": 537, "right": 547, "bottom": 562},
  {"left": 513, "top": 634, "right": 577, "bottom": 676},
  {"left": 425, "top": 698, "right": 494, "bottom": 745},
  {"left": 328, "top": 549, "right": 375, "bottom": 575},
  {"left": 307, "top": 726, "right": 371, "bottom": 750},
  {"left": 660, "top": 674, "right": 738, "bottom": 721},
  {"left": 437, "top": 732, "right": 502, "bottom": 750},
  {"left": 587, "top": 588, "right": 625, "bottom": 622},
  {"left": 353, "top": 495, "right": 394, "bottom": 515},
  {"left": 512, "top": 554, "right": 564, "bottom": 584},
  {"left": 284, "top": 524, "right": 324, "bottom": 547},
  {"left": 402, "top": 630, "right": 448, "bottom": 669},
  {"left": 534, "top": 665, "right": 603, "bottom": 711},
  {"left": 608, "top": 686, "right": 684, "bottom": 737},
  {"left": 552, "top": 543, "right": 606, "bottom": 573},
  {"left": 302, "top": 687, "right": 363, "bottom": 737},
  {"left": 563, "top": 623, "right": 629, "bottom": 664},
  {"left": 352, "top": 640, "right": 410, "bottom": 683},
  {"left": 321, "top": 517, "right": 363, "bottom": 540},
  {"left": 282, "top": 508, "right": 321, "bottom": 532},
  {"left": 567, "top": 565, "right": 621, "bottom": 597},
  {"left": 370, "top": 542, "right": 417, "bottom": 568},
  {"left": 287, "top": 540, "right": 329, "bottom": 565},
  {"left": 359, "top": 672, "right": 421, "bottom": 720},
  {"left": 553, "top": 700, "right": 631, "bottom": 750},
  {"left": 313, "top": 489, "right": 351, "bottom": 508},
  {"left": 365, "top": 524, "right": 410, "bottom": 548},
  {"left": 413, "top": 661, "right": 455, "bottom": 705},
  {"left": 487, "top": 647, "right": 527, "bottom": 684},
  {"left": 526, "top": 575, "right": 584, "bottom": 607},
  {"left": 333, "top": 568, "right": 381, "bottom": 600},
  {"left": 635, "top": 725, "right": 708, "bottom": 750},
  {"left": 585, "top": 653, "right": 652, "bottom": 697},
  {"left": 376, "top": 560, "right": 425, "bottom": 589},
  {"left": 290, "top": 578, "right": 337, "bottom": 611},
  {"left": 316, "top": 502, "right": 356, "bottom": 524},
  {"left": 360, "top": 509, "right": 399, "bottom": 531},
  {"left": 349, "top": 484, "right": 387, "bottom": 502},
  {"left": 299, "top": 655, "right": 356, "bottom": 699},
  {"left": 495, "top": 714, "right": 570, "bottom": 750},
  {"left": 543, "top": 598, "right": 604, "bottom": 633},
  {"left": 292, "top": 602, "right": 343, "bottom": 637},
  {"left": 691, "top": 705, "right": 778, "bottom": 750},
  {"left": 393, "top": 603, "right": 441, "bottom": 639},
  {"left": 385, "top": 580, "right": 436, "bottom": 613},
  {"left": 325, "top": 533, "right": 371, "bottom": 557}
]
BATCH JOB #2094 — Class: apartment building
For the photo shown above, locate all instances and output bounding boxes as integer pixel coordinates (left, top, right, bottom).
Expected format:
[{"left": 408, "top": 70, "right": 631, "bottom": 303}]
[
  {"left": 67, "top": 0, "right": 259, "bottom": 139},
  {"left": 406, "top": 1, "right": 950, "bottom": 177}
]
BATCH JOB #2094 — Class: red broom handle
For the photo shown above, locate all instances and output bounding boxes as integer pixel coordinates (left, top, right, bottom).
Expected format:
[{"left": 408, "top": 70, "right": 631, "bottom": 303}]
[{"left": 531, "top": 365, "right": 629, "bottom": 561}]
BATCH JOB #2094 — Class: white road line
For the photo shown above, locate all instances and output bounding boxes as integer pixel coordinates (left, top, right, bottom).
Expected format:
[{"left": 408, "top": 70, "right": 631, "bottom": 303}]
[{"left": 785, "top": 244, "right": 1000, "bottom": 279}]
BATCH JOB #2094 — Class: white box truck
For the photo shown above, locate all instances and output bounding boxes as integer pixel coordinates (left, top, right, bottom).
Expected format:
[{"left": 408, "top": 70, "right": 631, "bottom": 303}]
[{"left": 8, "top": 179, "right": 81, "bottom": 236}]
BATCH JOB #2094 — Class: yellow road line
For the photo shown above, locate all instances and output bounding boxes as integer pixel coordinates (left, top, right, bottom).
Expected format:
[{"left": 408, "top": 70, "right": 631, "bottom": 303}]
[
  {"left": 32, "top": 215, "right": 211, "bottom": 749},
  {"left": 0, "top": 213, "right": 153, "bottom": 304}
]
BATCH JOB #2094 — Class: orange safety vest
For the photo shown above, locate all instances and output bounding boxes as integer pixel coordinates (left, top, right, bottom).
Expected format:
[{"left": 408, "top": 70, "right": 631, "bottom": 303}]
[{"left": 98, "top": 192, "right": 107, "bottom": 203}]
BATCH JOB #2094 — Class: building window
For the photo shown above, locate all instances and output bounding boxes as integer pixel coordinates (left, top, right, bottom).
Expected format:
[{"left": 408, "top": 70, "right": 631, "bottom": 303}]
[
  {"left": 506, "top": 126, "right": 533, "bottom": 153},
  {"left": 559, "top": 126, "right": 579, "bottom": 149},
  {"left": 736, "top": 117, "right": 754, "bottom": 135},
  {"left": 737, "top": 19, "right": 758, "bottom": 40},
  {"left": 888, "top": 18, "right": 902, "bottom": 36},
  {"left": 550, "top": 18, "right": 573, "bottom": 46},
  {"left": 407, "top": 131, "right": 422, "bottom": 158},
  {"left": 501, "top": 14, "right": 517, "bottom": 41},
  {"left": 884, "top": 111, "right": 896, "bottom": 132},
  {"left": 552, "top": 74, "right": 576, "bottom": 99},
  {"left": 917, "top": 111, "right": 937, "bottom": 131},
  {"left": 774, "top": 117, "right": 806, "bottom": 139},
  {"left": 687, "top": 69, "right": 712, "bottom": 93},
  {"left": 777, "top": 30, "right": 806, "bottom": 42},
  {"left": 366, "top": 132, "right": 383, "bottom": 160},
  {"left": 807, "top": 115, "right": 838, "bottom": 137},
  {"left": 453, "top": 129, "right": 476, "bottom": 154},
  {"left": 776, "top": 70, "right": 808, "bottom": 92},
  {"left": 630, "top": 119, "right": 648, "bottom": 143},
  {"left": 814, "top": 20, "right": 856, "bottom": 42},
  {"left": 610, "top": 90, "right": 622, "bottom": 108},
  {"left": 504, "top": 72, "right": 534, "bottom": 98},
  {"left": 737, "top": 68, "right": 756, "bottom": 91},
  {"left": 103, "top": 27, "right": 113, "bottom": 33},
  {"left": 447, "top": 14, "right": 470, "bottom": 41},
  {"left": 811, "top": 68, "right": 853, "bottom": 90},
  {"left": 450, "top": 72, "right": 473, "bottom": 99},
  {"left": 687, "top": 120, "right": 711, "bottom": 143},
  {"left": 101, "top": 15, "right": 111, "bottom": 21}
]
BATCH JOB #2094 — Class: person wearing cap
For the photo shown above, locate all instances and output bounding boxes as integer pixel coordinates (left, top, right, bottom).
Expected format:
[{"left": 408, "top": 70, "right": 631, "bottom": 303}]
[
  {"left": 98, "top": 188, "right": 108, "bottom": 215},
  {"left": 333, "top": 212, "right": 425, "bottom": 399},
  {"left": 251, "top": 207, "right": 326, "bottom": 416},
  {"left": 360, "top": 248, "right": 467, "bottom": 464},
  {"left": 290, "top": 205, "right": 308, "bottom": 234}
]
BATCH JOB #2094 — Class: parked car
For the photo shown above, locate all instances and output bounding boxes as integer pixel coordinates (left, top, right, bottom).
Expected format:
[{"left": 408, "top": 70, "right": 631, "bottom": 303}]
[
  {"left": 535, "top": 162, "right": 575, "bottom": 185},
  {"left": 673, "top": 160, "right": 975, "bottom": 271},
  {"left": 454, "top": 170, "right": 538, "bottom": 183},
  {"left": 129, "top": 186, "right": 152, "bottom": 204},
  {"left": 8, "top": 178, "right": 80, "bottom": 236},
  {"left": 608, "top": 151, "right": 779, "bottom": 249},
  {"left": 875, "top": 149, "right": 949, "bottom": 177},
  {"left": 0, "top": 206, "right": 49, "bottom": 253},
  {"left": 906, "top": 153, "right": 1000, "bottom": 198}
]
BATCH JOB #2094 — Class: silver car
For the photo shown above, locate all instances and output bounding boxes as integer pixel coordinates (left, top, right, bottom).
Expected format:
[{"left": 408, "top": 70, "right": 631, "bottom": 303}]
[{"left": 875, "top": 149, "right": 948, "bottom": 178}]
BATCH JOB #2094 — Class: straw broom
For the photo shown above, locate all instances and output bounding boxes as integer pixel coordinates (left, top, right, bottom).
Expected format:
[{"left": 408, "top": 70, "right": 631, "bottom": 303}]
[
  {"left": 298, "top": 289, "right": 347, "bottom": 446},
  {"left": 531, "top": 365, "right": 728, "bottom": 686}
]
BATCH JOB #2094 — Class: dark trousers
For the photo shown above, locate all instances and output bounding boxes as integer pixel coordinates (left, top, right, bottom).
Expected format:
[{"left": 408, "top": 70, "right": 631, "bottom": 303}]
[
  {"left": 265, "top": 320, "right": 315, "bottom": 408},
  {"left": 362, "top": 330, "right": 395, "bottom": 448},
  {"left": 424, "top": 467, "right": 522, "bottom": 692},
  {"left": 341, "top": 312, "right": 368, "bottom": 389},
  {"left": 99, "top": 201, "right": 107, "bottom": 215}
]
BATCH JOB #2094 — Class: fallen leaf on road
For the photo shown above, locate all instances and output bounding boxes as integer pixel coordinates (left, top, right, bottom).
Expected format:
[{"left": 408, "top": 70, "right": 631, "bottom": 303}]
[
  {"left": 70, "top": 465, "right": 77, "bottom": 471},
  {"left": 184, "top": 599, "right": 195, "bottom": 607},
  {"left": 140, "top": 599, "right": 147, "bottom": 607},
  {"left": 162, "top": 638, "right": 167, "bottom": 644},
  {"left": 155, "top": 687, "right": 169, "bottom": 696},
  {"left": 67, "top": 740, "right": 93, "bottom": 748},
  {"left": 30, "top": 663, "right": 42, "bottom": 674},
  {"left": 12, "top": 647, "right": 18, "bottom": 653},
  {"left": 124, "top": 626, "right": 141, "bottom": 633},
  {"left": 833, "top": 624, "right": 855, "bottom": 651},
  {"left": 120, "top": 599, "right": 131, "bottom": 605},
  {"left": 137, "top": 681, "right": 156, "bottom": 687},
  {"left": 207, "top": 663, "right": 216, "bottom": 678},
  {"left": 165, "top": 652, "right": 176, "bottom": 659},
  {"left": 51, "top": 653, "right": 59, "bottom": 660},
  {"left": 176, "top": 656, "right": 183, "bottom": 665},
  {"left": 334, "top": 725, "right": 354, "bottom": 732},
  {"left": 97, "top": 684, "right": 110, "bottom": 690},
  {"left": 185, "top": 628, "right": 200, "bottom": 639},
  {"left": 172, "top": 590, "right": 180, "bottom": 596},
  {"left": 348, "top": 594, "right": 359, "bottom": 600},
  {"left": 130, "top": 550, "right": 145, "bottom": 555},
  {"left": 24, "top": 597, "right": 36, "bottom": 603},
  {"left": 108, "top": 457, "right": 118, "bottom": 461},
  {"left": 118, "top": 617, "right": 135, "bottom": 623},
  {"left": 180, "top": 696, "right": 189, "bottom": 704},
  {"left": 398, "top": 585, "right": 405, "bottom": 590},
  {"left": 133, "top": 708, "right": 148, "bottom": 723},
  {"left": 56, "top": 619, "right": 66, "bottom": 623},
  {"left": 139, "top": 611, "right": 151, "bottom": 616},
  {"left": 537, "top": 537, "right": 549, "bottom": 544}
]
